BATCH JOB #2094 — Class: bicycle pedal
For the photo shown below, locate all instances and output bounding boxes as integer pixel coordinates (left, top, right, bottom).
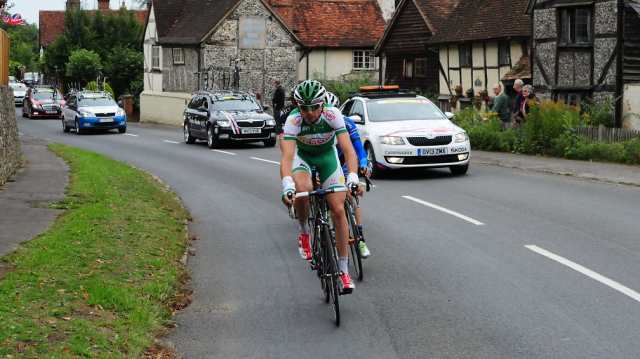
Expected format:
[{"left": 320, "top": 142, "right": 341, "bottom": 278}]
[{"left": 348, "top": 237, "right": 355, "bottom": 242}]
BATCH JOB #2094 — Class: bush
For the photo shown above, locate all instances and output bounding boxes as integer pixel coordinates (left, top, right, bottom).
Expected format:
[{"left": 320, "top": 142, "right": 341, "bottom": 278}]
[
  {"left": 580, "top": 95, "right": 618, "bottom": 128},
  {"left": 314, "top": 71, "right": 376, "bottom": 106},
  {"left": 520, "top": 100, "right": 581, "bottom": 155},
  {"left": 85, "top": 81, "right": 115, "bottom": 98},
  {"left": 66, "top": 49, "right": 103, "bottom": 85}
]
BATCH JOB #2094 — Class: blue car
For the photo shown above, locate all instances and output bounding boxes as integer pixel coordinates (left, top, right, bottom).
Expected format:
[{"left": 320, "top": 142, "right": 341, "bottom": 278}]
[{"left": 62, "top": 91, "right": 127, "bottom": 135}]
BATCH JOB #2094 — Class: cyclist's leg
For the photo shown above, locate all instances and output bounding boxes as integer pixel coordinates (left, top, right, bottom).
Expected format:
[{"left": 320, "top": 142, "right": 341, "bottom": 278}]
[{"left": 292, "top": 150, "right": 313, "bottom": 259}]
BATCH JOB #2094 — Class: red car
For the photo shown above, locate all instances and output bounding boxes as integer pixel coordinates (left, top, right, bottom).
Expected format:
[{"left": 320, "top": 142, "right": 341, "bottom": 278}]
[{"left": 22, "top": 86, "right": 65, "bottom": 119}]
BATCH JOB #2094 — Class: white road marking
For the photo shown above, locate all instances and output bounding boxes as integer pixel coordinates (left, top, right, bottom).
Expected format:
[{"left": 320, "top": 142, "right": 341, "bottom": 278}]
[
  {"left": 250, "top": 157, "right": 280, "bottom": 165},
  {"left": 124, "top": 134, "right": 138, "bottom": 137},
  {"left": 163, "top": 140, "right": 179, "bottom": 144},
  {"left": 212, "top": 150, "right": 236, "bottom": 155},
  {"left": 402, "top": 195, "right": 484, "bottom": 225},
  {"left": 525, "top": 245, "right": 640, "bottom": 303}
]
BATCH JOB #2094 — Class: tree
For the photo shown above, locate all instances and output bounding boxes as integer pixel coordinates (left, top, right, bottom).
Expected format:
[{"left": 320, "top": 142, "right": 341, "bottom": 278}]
[
  {"left": 105, "top": 46, "right": 143, "bottom": 99},
  {"left": 66, "top": 49, "right": 102, "bottom": 86},
  {"left": 131, "top": 0, "right": 149, "bottom": 9}
]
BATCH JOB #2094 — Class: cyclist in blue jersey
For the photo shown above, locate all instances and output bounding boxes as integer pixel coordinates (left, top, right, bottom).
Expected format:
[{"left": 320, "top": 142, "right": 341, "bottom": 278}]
[{"left": 325, "top": 92, "right": 371, "bottom": 258}]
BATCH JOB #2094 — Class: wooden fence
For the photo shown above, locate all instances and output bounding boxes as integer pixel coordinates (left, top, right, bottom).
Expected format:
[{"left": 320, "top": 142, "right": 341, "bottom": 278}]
[
  {"left": 574, "top": 125, "right": 640, "bottom": 143},
  {"left": 0, "top": 29, "right": 8, "bottom": 86}
]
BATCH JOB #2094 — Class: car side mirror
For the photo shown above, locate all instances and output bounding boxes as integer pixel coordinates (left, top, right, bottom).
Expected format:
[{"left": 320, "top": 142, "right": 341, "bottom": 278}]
[
  {"left": 444, "top": 112, "right": 454, "bottom": 120},
  {"left": 117, "top": 101, "right": 123, "bottom": 107},
  {"left": 350, "top": 114, "right": 364, "bottom": 124},
  {"left": 197, "top": 105, "right": 207, "bottom": 112}
]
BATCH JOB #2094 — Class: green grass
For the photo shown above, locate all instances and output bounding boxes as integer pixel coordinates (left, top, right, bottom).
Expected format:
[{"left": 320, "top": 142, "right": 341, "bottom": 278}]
[{"left": 0, "top": 144, "right": 191, "bottom": 358}]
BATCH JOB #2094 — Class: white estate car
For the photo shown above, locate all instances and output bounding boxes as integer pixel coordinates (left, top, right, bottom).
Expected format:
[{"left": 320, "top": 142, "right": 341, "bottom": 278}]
[{"left": 340, "top": 86, "right": 470, "bottom": 177}]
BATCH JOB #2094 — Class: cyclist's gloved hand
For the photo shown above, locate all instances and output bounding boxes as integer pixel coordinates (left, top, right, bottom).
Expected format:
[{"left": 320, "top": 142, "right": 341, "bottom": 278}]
[
  {"left": 282, "top": 176, "right": 296, "bottom": 205},
  {"left": 347, "top": 172, "right": 363, "bottom": 196},
  {"left": 359, "top": 166, "right": 371, "bottom": 178}
]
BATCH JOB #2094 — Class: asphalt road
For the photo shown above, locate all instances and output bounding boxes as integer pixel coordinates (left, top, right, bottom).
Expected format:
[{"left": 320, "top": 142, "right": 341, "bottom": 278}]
[{"left": 15, "top": 109, "right": 640, "bottom": 359}]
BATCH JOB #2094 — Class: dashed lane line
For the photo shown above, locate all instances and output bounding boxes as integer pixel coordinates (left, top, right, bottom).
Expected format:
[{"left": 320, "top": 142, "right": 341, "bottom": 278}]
[
  {"left": 212, "top": 150, "right": 237, "bottom": 155},
  {"left": 250, "top": 157, "right": 280, "bottom": 165},
  {"left": 124, "top": 134, "right": 138, "bottom": 137},
  {"left": 525, "top": 245, "right": 640, "bottom": 303},
  {"left": 163, "top": 140, "right": 180, "bottom": 144},
  {"left": 402, "top": 195, "right": 484, "bottom": 225}
]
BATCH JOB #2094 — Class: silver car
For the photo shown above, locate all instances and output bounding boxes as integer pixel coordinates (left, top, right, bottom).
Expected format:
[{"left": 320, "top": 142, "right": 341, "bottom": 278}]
[{"left": 10, "top": 82, "right": 27, "bottom": 106}]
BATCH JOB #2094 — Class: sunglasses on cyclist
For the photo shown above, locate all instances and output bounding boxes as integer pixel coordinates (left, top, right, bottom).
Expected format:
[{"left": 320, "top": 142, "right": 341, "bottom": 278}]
[{"left": 299, "top": 103, "right": 322, "bottom": 112}]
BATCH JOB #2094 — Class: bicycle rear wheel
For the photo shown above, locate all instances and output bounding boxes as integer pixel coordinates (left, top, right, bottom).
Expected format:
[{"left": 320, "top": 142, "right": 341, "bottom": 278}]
[
  {"left": 322, "top": 224, "right": 340, "bottom": 326},
  {"left": 345, "top": 200, "right": 363, "bottom": 281}
]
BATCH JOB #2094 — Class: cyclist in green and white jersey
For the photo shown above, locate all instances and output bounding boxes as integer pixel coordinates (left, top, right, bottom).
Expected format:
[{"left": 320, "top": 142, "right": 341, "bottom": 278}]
[{"left": 280, "top": 80, "right": 361, "bottom": 293}]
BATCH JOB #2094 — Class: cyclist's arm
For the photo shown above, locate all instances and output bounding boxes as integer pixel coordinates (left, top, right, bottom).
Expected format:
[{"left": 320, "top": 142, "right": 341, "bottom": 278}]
[
  {"left": 336, "top": 131, "right": 358, "bottom": 178},
  {"left": 280, "top": 139, "right": 296, "bottom": 205},
  {"left": 352, "top": 138, "right": 368, "bottom": 169}
]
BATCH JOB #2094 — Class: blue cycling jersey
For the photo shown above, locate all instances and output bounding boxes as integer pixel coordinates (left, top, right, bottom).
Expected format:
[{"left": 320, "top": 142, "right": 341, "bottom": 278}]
[{"left": 336, "top": 116, "right": 368, "bottom": 170}]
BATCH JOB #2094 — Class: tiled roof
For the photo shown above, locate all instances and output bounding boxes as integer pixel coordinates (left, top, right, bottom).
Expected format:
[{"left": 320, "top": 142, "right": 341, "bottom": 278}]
[
  {"left": 271, "top": 0, "right": 386, "bottom": 48},
  {"left": 501, "top": 56, "right": 531, "bottom": 80},
  {"left": 156, "top": 0, "right": 239, "bottom": 44},
  {"left": 429, "top": 0, "right": 531, "bottom": 44},
  {"left": 40, "top": 9, "right": 148, "bottom": 48},
  {"left": 375, "top": 0, "right": 460, "bottom": 53}
]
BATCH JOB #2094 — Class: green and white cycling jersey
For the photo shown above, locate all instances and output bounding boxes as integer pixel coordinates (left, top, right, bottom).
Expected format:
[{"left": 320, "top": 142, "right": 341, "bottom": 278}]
[
  {"left": 283, "top": 105, "right": 347, "bottom": 153},
  {"left": 283, "top": 105, "right": 349, "bottom": 188}
]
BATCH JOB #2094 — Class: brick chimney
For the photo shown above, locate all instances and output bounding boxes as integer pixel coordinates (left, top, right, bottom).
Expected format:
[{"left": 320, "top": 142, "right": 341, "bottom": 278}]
[
  {"left": 98, "top": 0, "right": 110, "bottom": 10},
  {"left": 66, "top": 0, "right": 81, "bottom": 10}
]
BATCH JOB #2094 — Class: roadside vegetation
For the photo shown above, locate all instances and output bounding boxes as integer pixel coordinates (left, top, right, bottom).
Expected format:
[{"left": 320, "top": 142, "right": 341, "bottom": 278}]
[
  {"left": 454, "top": 98, "right": 640, "bottom": 165},
  {"left": 0, "top": 145, "right": 191, "bottom": 358}
]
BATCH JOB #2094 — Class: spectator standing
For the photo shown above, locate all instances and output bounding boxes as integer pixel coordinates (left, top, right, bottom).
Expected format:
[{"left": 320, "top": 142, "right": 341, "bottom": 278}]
[
  {"left": 272, "top": 80, "right": 285, "bottom": 131},
  {"left": 520, "top": 84, "right": 538, "bottom": 119},
  {"left": 485, "top": 83, "right": 510, "bottom": 127},
  {"left": 277, "top": 88, "right": 297, "bottom": 146},
  {"left": 254, "top": 92, "right": 264, "bottom": 109},
  {"left": 512, "top": 79, "right": 525, "bottom": 125}
]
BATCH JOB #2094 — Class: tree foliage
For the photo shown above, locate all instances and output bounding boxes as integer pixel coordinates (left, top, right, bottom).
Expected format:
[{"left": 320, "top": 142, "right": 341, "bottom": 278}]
[
  {"left": 0, "top": 19, "right": 39, "bottom": 72},
  {"left": 40, "top": 7, "right": 144, "bottom": 98},
  {"left": 66, "top": 49, "right": 102, "bottom": 86}
]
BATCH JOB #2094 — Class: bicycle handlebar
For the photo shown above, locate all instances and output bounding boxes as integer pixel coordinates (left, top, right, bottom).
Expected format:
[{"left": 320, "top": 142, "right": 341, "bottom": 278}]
[{"left": 295, "top": 187, "right": 349, "bottom": 198}]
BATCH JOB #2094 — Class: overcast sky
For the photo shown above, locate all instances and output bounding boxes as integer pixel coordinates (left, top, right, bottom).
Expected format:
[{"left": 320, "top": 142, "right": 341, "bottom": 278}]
[{"left": 11, "top": 0, "right": 139, "bottom": 27}]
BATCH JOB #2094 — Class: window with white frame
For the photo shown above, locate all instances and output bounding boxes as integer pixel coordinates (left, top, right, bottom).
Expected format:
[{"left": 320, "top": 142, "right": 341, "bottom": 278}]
[
  {"left": 404, "top": 59, "right": 414, "bottom": 78},
  {"left": 152, "top": 46, "right": 161, "bottom": 69},
  {"left": 172, "top": 48, "right": 184, "bottom": 65},
  {"left": 353, "top": 50, "right": 375, "bottom": 70}
]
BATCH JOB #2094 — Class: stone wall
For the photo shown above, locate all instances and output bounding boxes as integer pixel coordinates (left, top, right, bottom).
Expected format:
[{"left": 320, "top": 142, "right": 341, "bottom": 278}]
[
  {"left": 205, "top": 0, "right": 298, "bottom": 101},
  {"left": 0, "top": 85, "right": 19, "bottom": 186}
]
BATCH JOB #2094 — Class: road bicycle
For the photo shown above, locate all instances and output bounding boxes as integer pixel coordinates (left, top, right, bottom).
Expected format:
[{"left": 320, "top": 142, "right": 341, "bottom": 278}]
[
  {"left": 230, "top": 58, "right": 244, "bottom": 91},
  {"left": 292, "top": 167, "right": 349, "bottom": 326},
  {"left": 344, "top": 175, "right": 372, "bottom": 281}
]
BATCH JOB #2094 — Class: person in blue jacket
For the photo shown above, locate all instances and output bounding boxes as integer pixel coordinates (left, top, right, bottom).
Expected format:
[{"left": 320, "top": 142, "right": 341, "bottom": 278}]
[{"left": 325, "top": 92, "right": 371, "bottom": 259}]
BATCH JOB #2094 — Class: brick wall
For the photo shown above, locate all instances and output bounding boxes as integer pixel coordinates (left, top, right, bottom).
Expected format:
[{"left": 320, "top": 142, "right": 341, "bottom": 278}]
[{"left": 0, "top": 85, "right": 19, "bottom": 185}]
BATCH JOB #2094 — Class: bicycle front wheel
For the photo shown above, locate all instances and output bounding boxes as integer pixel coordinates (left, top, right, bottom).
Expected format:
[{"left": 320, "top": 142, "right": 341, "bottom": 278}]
[
  {"left": 345, "top": 200, "right": 363, "bottom": 281},
  {"left": 322, "top": 224, "right": 340, "bottom": 326}
]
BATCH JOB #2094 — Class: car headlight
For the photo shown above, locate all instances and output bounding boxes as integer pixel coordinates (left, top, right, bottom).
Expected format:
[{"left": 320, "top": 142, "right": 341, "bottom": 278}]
[
  {"left": 116, "top": 108, "right": 125, "bottom": 116},
  {"left": 266, "top": 119, "right": 276, "bottom": 126},
  {"left": 80, "top": 110, "right": 95, "bottom": 117},
  {"left": 379, "top": 136, "right": 405, "bottom": 145},
  {"left": 217, "top": 120, "right": 231, "bottom": 128},
  {"left": 454, "top": 132, "right": 469, "bottom": 143}
]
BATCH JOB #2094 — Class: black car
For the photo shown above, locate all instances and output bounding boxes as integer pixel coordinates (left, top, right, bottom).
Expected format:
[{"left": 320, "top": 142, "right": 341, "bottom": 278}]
[
  {"left": 22, "top": 85, "right": 65, "bottom": 119},
  {"left": 183, "top": 91, "right": 277, "bottom": 148}
]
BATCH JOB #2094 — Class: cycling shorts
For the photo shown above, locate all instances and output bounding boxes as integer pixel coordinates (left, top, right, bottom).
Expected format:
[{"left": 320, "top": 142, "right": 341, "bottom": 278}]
[{"left": 293, "top": 148, "right": 346, "bottom": 189}]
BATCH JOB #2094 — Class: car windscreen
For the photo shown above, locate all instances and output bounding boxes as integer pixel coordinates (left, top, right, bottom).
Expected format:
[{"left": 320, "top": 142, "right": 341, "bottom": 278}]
[
  {"left": 11, "top": 84, "right": 26, "bottom": 90},
  {"left": 33, "top": 91, "right": 58, "bottom": 100},
  {"left": 366, "top": 99, "right": 447, "bottom": 122},
  {"left": 211, "top": 98, "right": 261, "bottom": 111},
  {"left": 79, "top": 96, "right": 116, "bottom": 107}
]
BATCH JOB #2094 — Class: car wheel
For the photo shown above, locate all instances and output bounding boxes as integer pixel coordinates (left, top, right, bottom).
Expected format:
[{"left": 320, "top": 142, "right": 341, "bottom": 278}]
[
  {"left": 207, "top": 125, "right": 218, "bottom": 149},
  {"left": 366, "top": 144, "right": 382, "bottom": 179},
  {"left": 184, "top": 121, "right": 195, "bottom": 144},
  {"left": 62, "top": 117, "right": 70, "bottom": 133},
  {"left": 263, "top": 138, "right": 277, "bottom": 147},
  {"left": 75, "top": 119, "right": 84, "bottom": 135},
  {"left": 118, "top": 126, "right": 127, "bottom": 133},
  {"left": 450, "top": 163, "right": 469, "bottom": 175}
]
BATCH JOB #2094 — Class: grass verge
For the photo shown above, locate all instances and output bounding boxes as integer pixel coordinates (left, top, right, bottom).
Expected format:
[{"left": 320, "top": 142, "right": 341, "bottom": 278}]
[{"left": 0, "top": 144, "right": 191, "bottom": 358}]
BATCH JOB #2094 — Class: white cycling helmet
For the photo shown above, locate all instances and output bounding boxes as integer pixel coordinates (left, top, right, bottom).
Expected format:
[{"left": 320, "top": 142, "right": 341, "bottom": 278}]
[{"left": 325, "top": 92, "right": 340, "bottom": 107}]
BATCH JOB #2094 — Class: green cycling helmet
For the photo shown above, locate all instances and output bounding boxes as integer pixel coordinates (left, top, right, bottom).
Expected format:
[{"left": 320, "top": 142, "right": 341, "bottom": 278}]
[{"left": 294, "top": 80, "right": 327, "bottom": 105}]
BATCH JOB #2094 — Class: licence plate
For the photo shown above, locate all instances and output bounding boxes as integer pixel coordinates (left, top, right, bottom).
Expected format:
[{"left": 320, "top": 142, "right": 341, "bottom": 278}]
[
  {"left": 241, "top": 128, "right": 261, "bottom": 134},
  {"left": 99, "top": 118, "right": 112, "bottom": 122},
  {"left": 418, "top": 147, "right": 448, "bottom": 156},
  {"left": 46, "top": 111, "right": 57, "bottom": 114}
]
